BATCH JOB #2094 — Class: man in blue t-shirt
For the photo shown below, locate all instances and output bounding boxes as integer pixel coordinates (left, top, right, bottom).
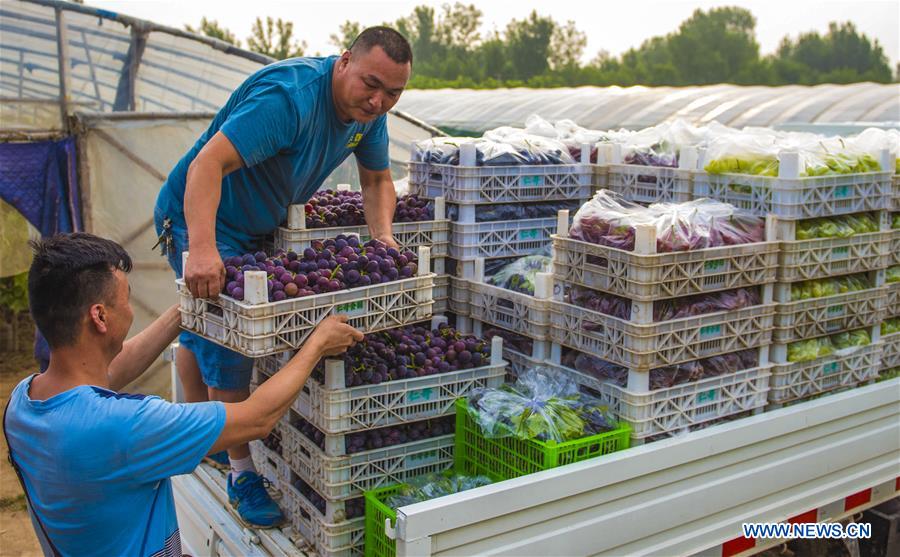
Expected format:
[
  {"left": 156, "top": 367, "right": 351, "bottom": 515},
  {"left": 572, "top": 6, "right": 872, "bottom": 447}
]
[
  {"left": 152, "top": 27, "right": 412, "bottom": 524},
  {"left": 4, "top": 233, "right": 363, "bottom": 556}
]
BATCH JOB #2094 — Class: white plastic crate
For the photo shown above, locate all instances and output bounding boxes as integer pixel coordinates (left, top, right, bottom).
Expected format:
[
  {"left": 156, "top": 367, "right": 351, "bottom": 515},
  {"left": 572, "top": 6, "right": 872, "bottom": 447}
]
[
  {"left": 548, "top": 299, "right": 774, "bottom": 370},
  {"left": 892, "top": 174, "right": 900, "bottom": 211},
  {"left": 255, "top": 338, "right": 506, "bottom": 434},
  {"left": 778, "top": 231, "right": 890, "bottom": 282},
  {"left": 433, "top": 274, "right": 449, "bottom": 314},
  {"left": 448, "top": 276, "right": 468, "bottom": 316},
  {"left": 464, "top": 281, "right": 552, "bottom": 342},
  {"left": 178, "top": 273, "right": 434, "bottom": 357},
  {"left": 768, "top": 343, "right": 882, "bottom": 404},
  {"left": 606, "top": 163, "right": 693, "bottom": 204},
  {"left": 281, "top": 480, "right": 365, "bottom": 557},
  {"left": 880, "top": 332, "right": 900, "bottom": 370},
  {"left": 773, "top": 286, "right": 887, "bottom": 344},
  {"left": 273, "top": 216, "right": 450, "bottom": 258},
  {"left": 450, "top": 217, "right": 558, "bottom": 260},
  {"left": 891, "top": 228, "right": 900, "bottom": 267},
  {"left": 559, "top": 362, "right": 771, "bottom": 440},
  {"left": 888, "top": 282, "right": 900, "bottom": 317},
  {"left": 503, "top": 348, "right": 544, "bottom": 379},
  {"left": 250, "top": 439, "right": 290, "bottom": 484},
  {"left": 552, "top": 233, "right": 778, "bottom": 302},
  {"left": 408, "top": 161, "right": 592, "bottom": 205},
  {"left": 693, "top": 169, "right": 892, "bottom": 219},
  {"left": 280, "top": 422, "right": 454, "bottom": 500}
]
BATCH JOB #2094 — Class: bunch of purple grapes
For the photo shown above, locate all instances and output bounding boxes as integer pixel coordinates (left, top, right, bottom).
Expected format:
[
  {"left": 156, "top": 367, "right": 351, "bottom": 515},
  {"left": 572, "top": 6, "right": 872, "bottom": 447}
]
[
  {"left": 221, "top": 237, "right": 418, "bottom": 302},
  {"left": 261, "top": 432, "right": 281, "bottom": 453},
  {"left": 304, "top": 189, "right": 433, "bottom": 229},
  {"left": 291, "top": 414, "right": 454, "bottom": 455},
  {"left": 311, "top": 323, "right": 492, "bottom": 387},
  {"left": 293, "top": 476, "right": 364, "bottom": 519}
]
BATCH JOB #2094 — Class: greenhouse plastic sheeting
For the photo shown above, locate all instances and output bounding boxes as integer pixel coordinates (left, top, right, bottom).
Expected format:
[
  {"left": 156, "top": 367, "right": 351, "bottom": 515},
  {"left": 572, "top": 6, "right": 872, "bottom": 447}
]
[{"left": 396, "top": 83, "right": 900, "bottom": 134}]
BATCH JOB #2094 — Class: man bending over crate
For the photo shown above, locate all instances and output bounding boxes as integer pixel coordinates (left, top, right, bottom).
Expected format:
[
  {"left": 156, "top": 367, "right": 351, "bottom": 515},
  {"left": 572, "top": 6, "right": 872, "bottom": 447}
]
[
  {"left": 152, "top": 27, "right": 411, "bottom": 525},
  {"left": 4, "top": 233, "right": 363, "bottom": 555}
]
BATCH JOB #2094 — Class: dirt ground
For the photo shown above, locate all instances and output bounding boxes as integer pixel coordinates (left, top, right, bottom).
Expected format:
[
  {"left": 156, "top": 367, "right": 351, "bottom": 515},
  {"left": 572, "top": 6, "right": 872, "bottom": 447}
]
[{"left": 0, "top": 347, "right": 41, "bottom": 556}]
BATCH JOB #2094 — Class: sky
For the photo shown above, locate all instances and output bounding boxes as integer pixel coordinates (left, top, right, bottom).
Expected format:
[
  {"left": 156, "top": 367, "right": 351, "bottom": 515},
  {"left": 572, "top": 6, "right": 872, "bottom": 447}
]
[{"left": 87, "top": 0, "right": 900, "bottom": 67}]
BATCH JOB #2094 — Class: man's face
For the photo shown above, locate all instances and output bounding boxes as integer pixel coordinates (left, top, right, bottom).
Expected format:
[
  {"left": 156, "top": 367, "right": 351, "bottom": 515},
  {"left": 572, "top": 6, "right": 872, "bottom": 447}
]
[
  {"left": 100, "top": 270, "right": 134, "bottom": 356},
  {"left": 333, "top": 45, "right": 410, "bottom": 123}
]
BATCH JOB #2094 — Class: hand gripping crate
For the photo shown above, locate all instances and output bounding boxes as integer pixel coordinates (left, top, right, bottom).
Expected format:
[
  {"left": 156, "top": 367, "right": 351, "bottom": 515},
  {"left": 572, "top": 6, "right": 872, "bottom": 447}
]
[
  {"left": 407, "top": 142, "right": 593, "bottom": 205},
  {"left": 775, "top": 214, "right": 891, "bottom": 283},
  {"left": 880, "top": 331, "right": 900, "bottom": 370},
  {"left": 603, "top": 144, "right": 698, "bottom": 204},
  {"left": 768, "top": 343, "right": 883, "bottom": 405},
  {"left": 552, "top": 211, "right": 779, "bottom": 302},
  {"left": 887, "top": 282, "right": 900, "bottom": 317},
  {"left": 773, "top": 283, "right": 887, "bottom": 344},
  {"left": 692, "top": 150, "right": 893, "bottom": 219},
  {"left": 555, "top": 360, "right": 771, "bottom": 440},
  {"left": 279, "top": 414, "right": 454, "bottom": 500},
  {"left": 177, "top": 247, "right": 434, "bottom": 357},
  {"left": 274, "top": 198, "right": 450, "bottom": 258},
  {"left": 255, "top": 337, "right": 506, "bottom": 434},
  {"left": 548, "top": 298, "right": 775, "bottom": 370},
  {"left": 281, "top": 479, "right": 366, "bottom": 557},
  {"left": 460, "top": 258, "right": 554, "bottom": 342}
]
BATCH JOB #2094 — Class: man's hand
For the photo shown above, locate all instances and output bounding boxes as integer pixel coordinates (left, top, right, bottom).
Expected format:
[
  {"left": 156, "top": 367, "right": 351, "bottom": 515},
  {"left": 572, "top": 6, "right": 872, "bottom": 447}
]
[
  {"left": 358, "top": 165, "right": 397, "bottom": 249},
  {"left": 305, "top": 315, "right": 365, "bottom": 358},
  {"left": 374, "top": 235, "right": 400, "bottom": 250},
  {"left": 185, "top": 247, "right": 225, "bottom": 299}
]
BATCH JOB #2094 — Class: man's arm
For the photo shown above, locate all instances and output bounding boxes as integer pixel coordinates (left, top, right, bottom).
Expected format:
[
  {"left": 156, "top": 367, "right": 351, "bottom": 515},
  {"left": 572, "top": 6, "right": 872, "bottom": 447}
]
[
  {"left": 358, "top": 164, "right": 398, "bottom": 249},
  {"left": 183, "top": 132, "right": 244, "bottom": 299},
  {"left": 208, "top": 315, "right": 364, "bottom": 454},
  {"left": 107, "top": 304, "right": 181, "bottom": 391}
]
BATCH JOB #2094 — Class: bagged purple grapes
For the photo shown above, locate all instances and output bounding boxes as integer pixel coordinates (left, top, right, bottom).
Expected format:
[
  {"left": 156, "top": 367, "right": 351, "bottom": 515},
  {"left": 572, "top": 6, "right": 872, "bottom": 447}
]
[
  {"left": 569, "top": 190, "right": 764, "bottom": 252},
  {"left": 566, "top": 285, "right": 761, "bottom": 322}
]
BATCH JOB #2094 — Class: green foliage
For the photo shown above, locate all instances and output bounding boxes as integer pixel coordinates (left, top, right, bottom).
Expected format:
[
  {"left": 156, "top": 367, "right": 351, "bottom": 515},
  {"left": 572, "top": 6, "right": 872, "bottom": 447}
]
[
  {"left": 247, "top": 16, "right": 306, "bottom": 60},
  {"left": 185, "top": 17, "right": 240, "bottom": 47},
  {"left": 0, "top": 273, "right": 28, "bottom": 314}
]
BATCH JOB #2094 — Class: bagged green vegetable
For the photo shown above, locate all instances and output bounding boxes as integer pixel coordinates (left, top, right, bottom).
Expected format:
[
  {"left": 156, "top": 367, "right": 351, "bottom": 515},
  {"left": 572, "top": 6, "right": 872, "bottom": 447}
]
[
  {"left": 790, "top": 275, "right": 870, "bottom": 301},
  {"left": 386, "top": 473, "right": 493, "bottom": 509},
  {"left": 888, "top": 266, "right": 900, "bottom": 283},
  {"left": 796, "top": 214, "right": 877, "bottom": 240},
  {"left": 831, "top": 329, "right": 871, "bottom": 350},
  {"left": 487, "top": 254, "right": 552, "bottom": 295},
  {"left": 467, "top": 368, "right": 617, "bottom": 443},
  {"left": 787, "top": 337, "right": 834, "bottom": 362},
  {"left": 881, "top": 318, "right": 900, "bottom": 336}
]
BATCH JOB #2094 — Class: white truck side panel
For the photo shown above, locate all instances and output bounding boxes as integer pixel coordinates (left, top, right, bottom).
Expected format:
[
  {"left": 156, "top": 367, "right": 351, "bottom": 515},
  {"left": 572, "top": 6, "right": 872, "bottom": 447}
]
[{"left": 391, "top": 380, "right": 900, "bottom": 556}]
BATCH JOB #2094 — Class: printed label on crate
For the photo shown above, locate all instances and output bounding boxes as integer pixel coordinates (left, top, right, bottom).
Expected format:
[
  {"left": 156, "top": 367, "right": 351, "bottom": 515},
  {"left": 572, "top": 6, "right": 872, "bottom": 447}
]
[
  {"left": 335, "top": 299, "right": 367, "bottom": 317},
  {"left": 518, "top": 228, "right": 541, "bottom": 241},
  {"left": 822, "top": 361, "right": 841, "bottom": 376},
  {"left": 406, "top": 387, "right": 435, "bottom": 403},
  {"left": 826, "top": 304, "right": 846, "bottom": 317},
  {"left": 834, "top": 186, "right": 850, "bottom": 199},
  {"left": 831, "top": 246, "right": 850, "bottom": 260},
  {"left": 699, "top": 324, "right": 723, "bottom": 340},
  {"left": 696, "top": 389, "right": 717, "bottom": 404},
  {"left": 703, "top": 259, "right": 726, "bottom": 273},
  {"left": 520, "top": 175, "right": 545, "bottom": 187},
  {"left": 405, "top": 449, "right": 441, "bottom": 467}
]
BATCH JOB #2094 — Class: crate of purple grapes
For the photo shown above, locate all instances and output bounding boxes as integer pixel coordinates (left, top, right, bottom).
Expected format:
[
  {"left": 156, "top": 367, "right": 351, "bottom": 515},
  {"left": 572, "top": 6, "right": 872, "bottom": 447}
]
[
  {"left": 274, "top": 189, "right": 450, "bottom": 257},
  {"left": 177, "top": 241, "right": 435, "bottom": 357},
  {"left": 280, "top": 475, "right": 366, "bottom": 557},
  {"left": 280, "top": 412, "right": 454, "bottom": 500},
  {"left": 451, "top": 217, "right": 560, "bottom": 260},
  {"left": 253, "top": 327, "right": 506, "bottom": 433}
]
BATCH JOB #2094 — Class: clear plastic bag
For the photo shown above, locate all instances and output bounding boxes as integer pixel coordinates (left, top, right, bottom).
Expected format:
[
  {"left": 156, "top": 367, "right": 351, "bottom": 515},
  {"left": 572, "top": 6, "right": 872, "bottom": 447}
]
[
  {"left": 386, "top": 473, "right": 493, "bottom": 509},
  {"left": 569, "top": 190, "right": 765, "bottom": 252},
  {"left": 832, "top": 328, "right": 871, "bottom": 350},
  {"left": 467, "top": 368, "right": 617, "bottom": 442},
  {"left": 790, "top": 274, "right": 871, "bottom": 301},
  {"left": 487, "top": 254, "right": 552, "bottom": 295}
]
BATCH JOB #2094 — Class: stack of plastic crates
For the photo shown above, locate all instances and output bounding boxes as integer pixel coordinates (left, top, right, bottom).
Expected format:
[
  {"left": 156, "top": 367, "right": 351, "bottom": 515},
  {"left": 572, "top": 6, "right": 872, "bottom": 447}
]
[
  {"left": 407, "top": 141, "right": 593, "bottom": 284},
  {"left": 271, "top": 186, "right": 451, "bottom": 314},
  {"left": 880, "top": 180, "right": 900, "bottom": 380},
  {"left": 603, "top": 143, "right": 698, "bottom": 204},
  {"left": 693, "top": 151, "right": 895, "bottom": 407},
  {"left": 549, "top": 209, "right": 779, "bottom": 443},
  {"left": 249, "top": 323, "right": 507, "bottom": 556}
]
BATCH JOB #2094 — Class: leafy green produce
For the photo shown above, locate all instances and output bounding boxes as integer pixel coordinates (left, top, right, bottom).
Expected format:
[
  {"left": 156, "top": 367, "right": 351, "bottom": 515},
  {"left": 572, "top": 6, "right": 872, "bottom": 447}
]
[
  {"left": 893, "top": 214, "right": 900, "bottom": 229},
  {"left": 878, "top": 368, "right": 900, "bottom": 382},
  {"left": 705, "top": 153, "right": 881, "bottom": 177},
  {"left": 881, "top": 318, "right": 900, "bottom": 336},
  {"left": 386, "top": 473, "right": 493, "bottom": 509},
  {"left": 790, "top": 275, "right": 870, "bottom": 301},
  {"left": 888, "top": 266, "right": 900, "bottom": 283},
  {"left": 796, "top": 214, "right": 878, "bottom": 240},
  {"left": 467, "top": 369, "right": 617, "bottom": 443},
  {"left": 787, "top": 338, "right": 834, "bottom": 362},
  {"left": 831, "top": 329, "right": 871, "bottom": 350}
]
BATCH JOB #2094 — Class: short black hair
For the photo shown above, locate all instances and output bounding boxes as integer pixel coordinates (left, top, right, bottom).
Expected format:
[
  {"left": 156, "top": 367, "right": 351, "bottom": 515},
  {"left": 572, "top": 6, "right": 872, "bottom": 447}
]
[
  {"left": 350, "top": 26, "right": 413, "bottom": 65},
  {"left": 28, "top": 233, "right": 132, "bottom": 348}
]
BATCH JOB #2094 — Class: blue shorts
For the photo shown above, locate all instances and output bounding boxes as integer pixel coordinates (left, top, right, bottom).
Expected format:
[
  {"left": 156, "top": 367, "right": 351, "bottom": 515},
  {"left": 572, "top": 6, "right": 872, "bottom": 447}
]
[{"left": 155, "top": 209, "right": 254, "bottom": 391}]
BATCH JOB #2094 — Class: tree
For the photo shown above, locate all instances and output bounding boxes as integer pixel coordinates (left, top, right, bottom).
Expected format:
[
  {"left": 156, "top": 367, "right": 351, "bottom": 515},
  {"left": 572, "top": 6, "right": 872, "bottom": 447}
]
[
  {"left": 436, "top": 3, "right": 482, "bottom": 49},
  {"left": 505, "top": 11, "right": 555, "bottom": 80},
  {"left": 246, "top": 17, "right": 306, "bottom": 60},
  {"left": 666, "top": 7, "right": 760, "bottom": 85},
  {"left": 549, "top": 20, "right": 586, "bottom": 70},
  {"left": 330, "top": 20, "right": 361, "bottom": 51},
  {"left": 185, "top": 17, "right": 240, "bottom": 47},
  {"left": 774, "top": 22, "right": 892, "bottom": 83}
]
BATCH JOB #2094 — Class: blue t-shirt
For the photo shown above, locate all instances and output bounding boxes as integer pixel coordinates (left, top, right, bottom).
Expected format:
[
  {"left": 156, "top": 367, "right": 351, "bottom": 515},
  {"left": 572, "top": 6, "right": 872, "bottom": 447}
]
[
  {"left": 5, "top": 375, "right": 226, "bottom": 557},
  {"left": 155, "top": 55, "right": 390, "bottom": 250}
]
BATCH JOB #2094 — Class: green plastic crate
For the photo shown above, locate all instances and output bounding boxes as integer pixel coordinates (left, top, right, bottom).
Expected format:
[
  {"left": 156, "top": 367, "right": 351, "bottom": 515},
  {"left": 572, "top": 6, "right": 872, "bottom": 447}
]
[
  {"left": 453, "top": 398, "right": 631, "bottom": 480},
  {"left": 364, "top": 483, "right": 405, "bottom": 557}
]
